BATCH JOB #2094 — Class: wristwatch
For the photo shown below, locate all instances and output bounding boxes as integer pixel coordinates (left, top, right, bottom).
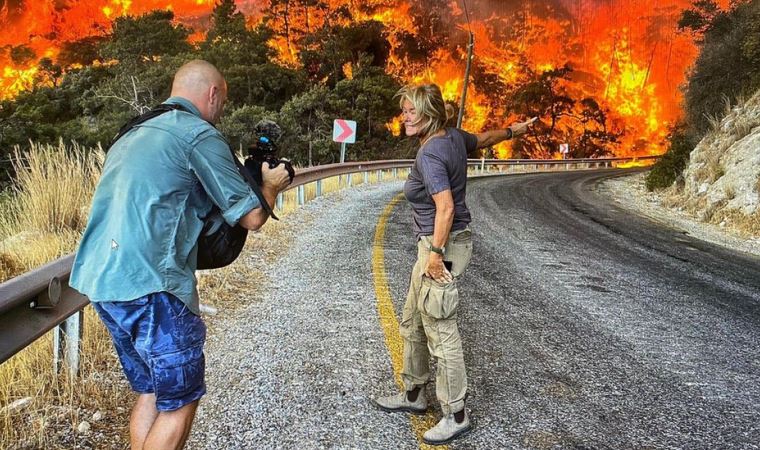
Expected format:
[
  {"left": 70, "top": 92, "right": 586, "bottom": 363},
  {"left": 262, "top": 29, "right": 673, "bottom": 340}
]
[
  {"left": 429, "top": 244, "right": 445, "bottom": 255},
  {"left": 505, "top": 127, "right": 513, "bottom": 139}
]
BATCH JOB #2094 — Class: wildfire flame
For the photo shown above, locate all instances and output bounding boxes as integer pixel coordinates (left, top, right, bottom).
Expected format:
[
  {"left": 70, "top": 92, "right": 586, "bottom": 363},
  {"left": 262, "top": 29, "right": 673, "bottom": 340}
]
[{"left": 0, "top": 0, "right": 730, "bottom": 158}]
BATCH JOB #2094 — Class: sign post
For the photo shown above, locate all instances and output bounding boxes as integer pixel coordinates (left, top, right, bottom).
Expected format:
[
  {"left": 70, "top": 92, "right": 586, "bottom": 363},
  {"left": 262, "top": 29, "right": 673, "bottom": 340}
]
[
  {"left": 333, "top": 119, "right": 357, "bottom": 185},
  {"left": 333, "top": 119, "right": 357, "bottom": 162}
]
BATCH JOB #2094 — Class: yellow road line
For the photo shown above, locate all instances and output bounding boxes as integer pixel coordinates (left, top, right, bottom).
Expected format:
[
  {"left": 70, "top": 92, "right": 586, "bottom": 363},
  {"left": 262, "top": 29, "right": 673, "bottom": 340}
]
[{"left": 372, "top": 193, "right": 447, "bottom": 450}]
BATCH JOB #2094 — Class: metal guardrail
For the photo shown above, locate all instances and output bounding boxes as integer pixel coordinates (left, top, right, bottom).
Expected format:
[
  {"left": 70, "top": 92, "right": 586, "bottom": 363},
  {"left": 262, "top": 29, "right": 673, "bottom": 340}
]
[{"left": 0, "top": 156, "right": 658, "bottom": 371}]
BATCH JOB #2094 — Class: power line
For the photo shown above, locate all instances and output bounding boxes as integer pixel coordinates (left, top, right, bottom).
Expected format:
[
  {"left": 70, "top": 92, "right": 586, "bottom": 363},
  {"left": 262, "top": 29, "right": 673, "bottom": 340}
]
[{"left": 462, "top": 0, "right": 472, "bottom": 34}]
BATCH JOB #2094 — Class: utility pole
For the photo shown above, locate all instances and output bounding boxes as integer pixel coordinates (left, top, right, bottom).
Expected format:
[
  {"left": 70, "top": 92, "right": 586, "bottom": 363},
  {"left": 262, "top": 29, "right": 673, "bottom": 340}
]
[{"left": 457, "top": 31, "right": 475, "bottom": 128}]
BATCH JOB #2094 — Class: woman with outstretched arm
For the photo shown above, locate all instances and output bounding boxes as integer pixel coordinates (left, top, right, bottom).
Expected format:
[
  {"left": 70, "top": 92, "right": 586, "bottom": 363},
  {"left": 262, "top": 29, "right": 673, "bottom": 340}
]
[{"left": 372, "top": 83, "right": 535, "bottom": 445}]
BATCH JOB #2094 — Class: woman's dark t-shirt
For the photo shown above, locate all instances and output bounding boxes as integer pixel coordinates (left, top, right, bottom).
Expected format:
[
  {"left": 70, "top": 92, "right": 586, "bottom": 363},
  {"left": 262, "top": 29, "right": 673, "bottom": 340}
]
[{"left": 403, "top": 127, "right": 477, "bottom": 238}]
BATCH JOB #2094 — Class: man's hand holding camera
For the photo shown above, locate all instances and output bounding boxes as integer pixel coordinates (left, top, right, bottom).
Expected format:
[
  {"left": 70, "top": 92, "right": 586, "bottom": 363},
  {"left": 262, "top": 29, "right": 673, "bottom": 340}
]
[
  {"left": 262, "top": 162, "right": 292, "bottom": 194},
  {"left": 238, "top": 120, "right": 294, "bottom": 230}
]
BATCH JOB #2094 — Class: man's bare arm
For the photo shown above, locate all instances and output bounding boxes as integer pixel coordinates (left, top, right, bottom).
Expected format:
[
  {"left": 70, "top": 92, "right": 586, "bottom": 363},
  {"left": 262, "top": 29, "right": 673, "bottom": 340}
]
[{"left": 239, "top": 163, "right": 290, "bottom": 231}]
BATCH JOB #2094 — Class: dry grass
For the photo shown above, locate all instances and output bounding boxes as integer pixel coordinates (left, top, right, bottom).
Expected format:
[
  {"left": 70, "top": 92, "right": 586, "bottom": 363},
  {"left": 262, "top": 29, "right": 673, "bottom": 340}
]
[
  {"left": 731, "top": 114, "right": 760, "bottom": 142},
  {"left": 0, "top": 141, "right": 102, "bottom": 283},
  {"left": 712, "top": 208, "right": 760, "bottom": 237},
  {"left": 691, "top": 150, "right": 724, "bottom": 184},
  {"left": 724, "top": 184, "right": 737, "bottom": 200},
  {"left": 1, "top": 306, "right": 132, "bottom": 449},
  {"left": 0, "top": 147, "right": 411, "bottom": 448},
  {"left": 0, "top": 141, "right": 130, "bottom": 449}
]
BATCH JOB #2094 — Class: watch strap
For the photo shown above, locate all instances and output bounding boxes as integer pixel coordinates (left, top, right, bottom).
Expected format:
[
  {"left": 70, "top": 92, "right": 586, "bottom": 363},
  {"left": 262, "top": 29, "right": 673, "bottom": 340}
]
[{"left": 429, "top": 244, "right": 445, "bottom": 255}]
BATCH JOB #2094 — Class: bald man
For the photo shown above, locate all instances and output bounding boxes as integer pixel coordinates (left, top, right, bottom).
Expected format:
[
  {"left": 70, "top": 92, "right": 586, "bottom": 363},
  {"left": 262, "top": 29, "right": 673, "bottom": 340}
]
[{"left": 70, "top": 60, "right": 290, "bottom": 450}]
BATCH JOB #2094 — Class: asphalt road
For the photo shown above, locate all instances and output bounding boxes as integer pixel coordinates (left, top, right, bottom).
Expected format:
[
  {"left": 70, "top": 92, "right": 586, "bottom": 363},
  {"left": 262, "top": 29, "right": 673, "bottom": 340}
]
[
  {"left": 382, "top": 169, "right": 760, "bottom": 449},
  {"left": 190, "top": 169, "right": 760, "bottom": 450}
]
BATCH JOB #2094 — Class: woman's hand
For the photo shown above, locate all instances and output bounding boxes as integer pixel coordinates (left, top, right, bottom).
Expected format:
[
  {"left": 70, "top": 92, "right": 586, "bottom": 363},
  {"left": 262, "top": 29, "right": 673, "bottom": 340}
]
[
  {"left": 509, "top": 117, "right": 538, "bottom": 137},
  {"left": 425, "top": 253, "right": 453, "bottom": 284}
]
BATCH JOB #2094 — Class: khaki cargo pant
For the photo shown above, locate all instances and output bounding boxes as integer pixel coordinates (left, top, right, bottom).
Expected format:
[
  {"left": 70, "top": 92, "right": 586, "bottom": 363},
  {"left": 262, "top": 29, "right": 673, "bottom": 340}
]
[{"left": 399, "top": 227, "right": 473, "bottom": 415}]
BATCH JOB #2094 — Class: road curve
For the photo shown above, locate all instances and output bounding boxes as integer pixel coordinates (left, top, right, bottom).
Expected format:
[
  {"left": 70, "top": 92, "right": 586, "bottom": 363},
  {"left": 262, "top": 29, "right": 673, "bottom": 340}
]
[
  {"left": 382, "top": 169, "right": 760, "bottom": 449},
  {"left": 190, "top": 170, "right": 760, "bottom": 450}
]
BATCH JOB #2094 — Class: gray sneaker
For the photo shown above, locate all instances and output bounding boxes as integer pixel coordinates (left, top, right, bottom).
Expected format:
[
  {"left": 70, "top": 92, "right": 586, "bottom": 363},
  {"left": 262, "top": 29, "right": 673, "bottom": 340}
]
[
  {"left": 372, "top": 390, "right": 428, "bottom": 415},
  {"left": 422, "top": 411, "right": 472, "bottom": 445}
]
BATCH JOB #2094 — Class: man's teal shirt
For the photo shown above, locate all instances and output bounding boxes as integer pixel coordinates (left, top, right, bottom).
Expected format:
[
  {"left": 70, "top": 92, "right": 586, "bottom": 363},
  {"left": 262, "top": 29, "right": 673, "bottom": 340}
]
[{"left": 70, "top": 97, "right": 260, "bottom": 315}]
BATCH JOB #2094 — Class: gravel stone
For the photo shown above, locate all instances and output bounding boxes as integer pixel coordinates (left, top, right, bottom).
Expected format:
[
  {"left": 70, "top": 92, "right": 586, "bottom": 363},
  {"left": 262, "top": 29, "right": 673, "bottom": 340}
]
[
  {"left": 189, "top": 170, "right": 760, "bottom": 449},
  {"left": 188, "top": 181, "right": 417, "bottom": 450},
  {"left": 77, "top": 421, "right": 91, "bottom": 434}
]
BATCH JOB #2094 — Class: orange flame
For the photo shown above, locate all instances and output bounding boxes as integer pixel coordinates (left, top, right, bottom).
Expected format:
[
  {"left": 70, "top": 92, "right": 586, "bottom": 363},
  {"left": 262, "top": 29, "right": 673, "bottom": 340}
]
[{"left": 0, "top": 0, "right": 732, "bottom": 158}]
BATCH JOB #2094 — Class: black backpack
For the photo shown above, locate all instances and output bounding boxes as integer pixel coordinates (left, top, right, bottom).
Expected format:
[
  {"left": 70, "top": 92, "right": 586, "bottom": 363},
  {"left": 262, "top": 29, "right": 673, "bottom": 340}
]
[{"left": 108, "top": 103, "right": 278, "bottom": 270}]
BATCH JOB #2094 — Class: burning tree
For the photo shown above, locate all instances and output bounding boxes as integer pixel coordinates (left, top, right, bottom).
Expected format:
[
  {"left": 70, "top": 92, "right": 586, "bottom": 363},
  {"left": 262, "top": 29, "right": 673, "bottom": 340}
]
[
  {"left": 0, "top": 0, "right": 737, "bottom": 181},
  {"left": 508, "top": 65, "right": 620, "bottom": 159}
]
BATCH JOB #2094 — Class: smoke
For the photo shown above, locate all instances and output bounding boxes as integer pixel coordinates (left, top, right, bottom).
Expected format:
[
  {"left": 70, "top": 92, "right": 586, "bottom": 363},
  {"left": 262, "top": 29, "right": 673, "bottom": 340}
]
[{"left": 0, "top": 0, "right": 24, "bottom": 21}]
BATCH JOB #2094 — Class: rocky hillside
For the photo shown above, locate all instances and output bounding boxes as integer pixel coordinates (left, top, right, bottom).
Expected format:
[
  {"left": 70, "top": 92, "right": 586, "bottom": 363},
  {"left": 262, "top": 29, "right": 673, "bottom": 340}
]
[{"left": 664, "top": 90, "right": 760, "bottom": 236}]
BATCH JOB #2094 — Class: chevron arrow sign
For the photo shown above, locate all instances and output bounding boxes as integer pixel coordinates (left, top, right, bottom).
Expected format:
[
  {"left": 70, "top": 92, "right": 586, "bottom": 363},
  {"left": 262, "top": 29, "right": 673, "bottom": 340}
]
[{"left": 332, "top": 119, "right": 357, "bottom": 144}]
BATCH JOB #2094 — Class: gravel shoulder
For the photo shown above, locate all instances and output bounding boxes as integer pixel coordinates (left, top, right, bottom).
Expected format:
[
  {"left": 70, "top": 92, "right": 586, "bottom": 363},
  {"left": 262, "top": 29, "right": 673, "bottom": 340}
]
[
  {"left": 598, "top": 171, "right": 760, "bottom": 257},
  {"left": 188, "top": 181, "right": 417, "bottom": 450},
  {"left": 188, "top": 169, "right": 760, "bottom": 450}
]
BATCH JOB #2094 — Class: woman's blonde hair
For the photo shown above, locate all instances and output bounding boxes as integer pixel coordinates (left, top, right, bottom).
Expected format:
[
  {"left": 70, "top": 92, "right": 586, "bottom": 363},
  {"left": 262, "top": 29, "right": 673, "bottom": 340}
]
[{"left": 396, "top": 84, "right": 456, "bottom": 138}]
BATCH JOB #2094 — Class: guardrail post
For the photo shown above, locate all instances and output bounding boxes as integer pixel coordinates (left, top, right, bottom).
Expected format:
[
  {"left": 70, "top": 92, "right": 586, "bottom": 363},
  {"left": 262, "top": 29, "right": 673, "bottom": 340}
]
[
  {"left": 53, "top": 310, "right": 83, "bottom": 377},
  {"left": 347, "top": 173, "right": 352, "bottom": 187},
  {"left": 364, "top": 171, "right": 369, "bottom": 184},
  {"left": 297, "top": 185, "right": 305, "bottom": 206},
  {"left": 481, "top": 157, "right": 485, "bottom": 174},
  {"left": 377, "top": 170, "right": 382, "bottom": 181},
  {"left": 276, "top": 193, "right": 283, "bottom": 210},
  {"left": 316, "top": 180, "right": 322, "bottom": 197}
]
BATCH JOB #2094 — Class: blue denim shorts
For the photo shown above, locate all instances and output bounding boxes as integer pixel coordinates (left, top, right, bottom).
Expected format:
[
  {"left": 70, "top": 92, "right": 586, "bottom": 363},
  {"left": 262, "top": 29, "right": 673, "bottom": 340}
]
[{"left": 93, "top": 292, "right": 206, "bottom": 411}]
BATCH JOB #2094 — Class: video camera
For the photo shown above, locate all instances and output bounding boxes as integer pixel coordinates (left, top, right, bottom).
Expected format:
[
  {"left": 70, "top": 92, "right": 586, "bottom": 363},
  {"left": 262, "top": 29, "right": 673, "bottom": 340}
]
[{"left": 243, "top": 119, "right": 295, "bottom": 186}]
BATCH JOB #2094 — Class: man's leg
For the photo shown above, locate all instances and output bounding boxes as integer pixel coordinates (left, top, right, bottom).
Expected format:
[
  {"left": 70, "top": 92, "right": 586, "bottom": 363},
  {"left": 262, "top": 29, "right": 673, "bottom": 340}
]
[
  {"left": 142, "top": 293, "right": 206, "bottom": 448},
  {"left": 142, "top": 400, "right": 199, "bottom": 450},
  {"left": 130, "top": 393, "right": 159, "bottom": 449}
]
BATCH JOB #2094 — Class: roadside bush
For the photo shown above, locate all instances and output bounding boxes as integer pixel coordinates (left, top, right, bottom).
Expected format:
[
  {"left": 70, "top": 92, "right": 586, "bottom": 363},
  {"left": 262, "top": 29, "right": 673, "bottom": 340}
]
[{"left": 646, "top": 127, "right": 697, "bottom": 191}]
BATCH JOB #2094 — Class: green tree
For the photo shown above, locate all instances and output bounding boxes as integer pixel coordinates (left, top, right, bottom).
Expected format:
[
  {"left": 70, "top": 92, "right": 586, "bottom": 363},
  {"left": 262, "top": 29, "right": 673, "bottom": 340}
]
[
  {"left": 681, "top": 0, "right": 760, "bottom": 134},
  {"left": 645, "top": 125, "right": 698, "bottom": 190},
  {"left": 223, "top": 63, "right": 307, "bottom": 110},
  {"left": 299, "top": 21, "right": 391, "bottom": 85},
  {"left": 99, "top": 10, "right": 192, "bottom": 66},
  {"left": 218, "top": 104, "right": 271, "bottom": 151},
  {"left": 646, "top": 0, "right": 760, "bottom": 190},
  {"left": 57, "top": 36, "right": 106, "bottom": 68},
  {"left": 327, "top": 58, "right": 400, "bottom": 161},
  {"left": 200, "top": 0, "right": 273, "bottom": 69},
  {"left": 277, "top": 84, "right": 334, "bottom": 166}
]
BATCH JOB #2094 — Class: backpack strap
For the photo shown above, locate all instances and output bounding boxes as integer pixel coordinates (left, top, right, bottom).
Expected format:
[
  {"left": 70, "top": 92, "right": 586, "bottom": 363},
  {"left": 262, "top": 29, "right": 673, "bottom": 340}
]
[
  {"left": 108, "top": 103, "right": 279, "bottom": 220},
  {"left": 107, "top": 103, "right": 190, "bottom": 151}
]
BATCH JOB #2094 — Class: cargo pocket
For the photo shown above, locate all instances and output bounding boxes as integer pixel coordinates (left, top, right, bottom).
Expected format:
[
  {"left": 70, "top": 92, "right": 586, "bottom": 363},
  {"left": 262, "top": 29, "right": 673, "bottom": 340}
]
[
  {"left": 418, "top": 277, "right": 460, "bottom": 320},
  {"left": 151, "top": 345, "right": 205, "bottom": 403},
  {"left": 445, "top": 230, "right": 473, "bottom": 277}
]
